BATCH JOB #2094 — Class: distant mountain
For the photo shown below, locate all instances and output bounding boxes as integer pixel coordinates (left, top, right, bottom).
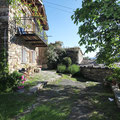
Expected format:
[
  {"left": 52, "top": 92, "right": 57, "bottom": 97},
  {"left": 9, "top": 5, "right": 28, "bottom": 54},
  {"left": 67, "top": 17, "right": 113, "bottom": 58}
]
[{"left": 90, "top": 57, "right": 96, "bottom": 60}]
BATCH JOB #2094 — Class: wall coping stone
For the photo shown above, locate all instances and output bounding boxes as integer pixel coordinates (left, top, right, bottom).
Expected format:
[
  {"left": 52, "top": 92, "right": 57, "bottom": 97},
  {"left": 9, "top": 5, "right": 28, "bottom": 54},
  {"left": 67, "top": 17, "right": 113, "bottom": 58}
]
[{"left": 80, "top": 65, "right": 111, "bottom": 69}]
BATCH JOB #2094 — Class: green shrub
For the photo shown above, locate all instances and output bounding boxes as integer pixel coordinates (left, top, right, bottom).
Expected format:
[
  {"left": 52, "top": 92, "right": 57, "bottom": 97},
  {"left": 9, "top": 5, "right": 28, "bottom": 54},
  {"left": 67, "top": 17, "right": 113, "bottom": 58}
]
[
  {"left": 106, "top": 67, "right": 120, "bottom": 84},
  {"left": 8, "top": 71, "right": 23, "bottom": 88},
  {"left": 0, "top": 71, "right": 23, "bottom": 92},
  {"left": 57, "top": 64, "right": 66, "bottom": 73},
  {"left": 63, "top": 57, "right": 72, "bottom": 67},
  {"left": 68, "top": 64, "right": 80, "bottom": 75}
]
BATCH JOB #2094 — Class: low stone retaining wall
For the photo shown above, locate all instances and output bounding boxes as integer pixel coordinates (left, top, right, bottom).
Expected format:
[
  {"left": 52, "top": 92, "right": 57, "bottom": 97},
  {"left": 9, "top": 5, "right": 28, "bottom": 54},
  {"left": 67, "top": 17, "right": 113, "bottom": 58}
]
[
  {"left": 112, "top": 85, "right": 120, "bottom": 108},
  {"left": 80, "top": 66, "right": 113, "bottom": 82}
]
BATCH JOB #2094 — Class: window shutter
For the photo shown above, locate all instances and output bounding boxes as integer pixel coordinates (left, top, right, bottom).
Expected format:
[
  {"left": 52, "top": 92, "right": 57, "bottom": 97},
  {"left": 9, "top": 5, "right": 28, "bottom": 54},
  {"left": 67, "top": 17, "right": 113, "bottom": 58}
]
[
  {"left": 22, "top": 48, "right": 26, "bottom": 63},
  {"left": 32, "top": 51, "right": 35, "bottom": 63},
  {"left": 29, "top": 51, "right": 32, "bottom": 63}
]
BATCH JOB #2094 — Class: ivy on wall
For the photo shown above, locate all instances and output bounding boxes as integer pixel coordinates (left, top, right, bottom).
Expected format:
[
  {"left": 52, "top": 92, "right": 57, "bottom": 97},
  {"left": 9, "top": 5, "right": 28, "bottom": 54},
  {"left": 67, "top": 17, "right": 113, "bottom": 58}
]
[{"left": 7, "top": 0, "right": 45, "bottom": 36}]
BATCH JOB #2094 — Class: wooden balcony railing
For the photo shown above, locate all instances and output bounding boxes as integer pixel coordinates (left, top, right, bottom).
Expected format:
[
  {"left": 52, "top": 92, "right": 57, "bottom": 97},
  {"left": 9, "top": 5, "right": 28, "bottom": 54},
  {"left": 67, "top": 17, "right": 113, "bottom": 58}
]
[{"left": 14, "top": 17, "right": 48, "bottom": 47}]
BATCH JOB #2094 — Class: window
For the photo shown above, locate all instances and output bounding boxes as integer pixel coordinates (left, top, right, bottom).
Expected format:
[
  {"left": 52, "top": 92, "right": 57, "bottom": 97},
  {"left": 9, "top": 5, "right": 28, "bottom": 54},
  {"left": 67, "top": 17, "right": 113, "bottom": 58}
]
[
  {"left": 22, "top": 48, "right": 27, "bottom": 63},
  {"left": 32, "top": 51, "right": 35, "bottom": 63},
  {"left": 29, "top": 51, "right": 36, "bottom": 63}
]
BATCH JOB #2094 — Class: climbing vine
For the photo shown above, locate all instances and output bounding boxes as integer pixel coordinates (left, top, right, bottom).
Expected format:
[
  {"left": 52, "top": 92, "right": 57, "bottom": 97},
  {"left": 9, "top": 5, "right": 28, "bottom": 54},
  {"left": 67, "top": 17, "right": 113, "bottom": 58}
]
[{"left": 7, "top": 0, "right": 46, "bottom": 38}]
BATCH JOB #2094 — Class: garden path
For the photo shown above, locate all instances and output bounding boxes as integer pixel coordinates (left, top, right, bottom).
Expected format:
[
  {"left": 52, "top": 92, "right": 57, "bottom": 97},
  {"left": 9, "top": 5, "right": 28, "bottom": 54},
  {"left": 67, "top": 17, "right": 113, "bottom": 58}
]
[{"left": 15, "top": 70, "right": 119, "bottom": 120}]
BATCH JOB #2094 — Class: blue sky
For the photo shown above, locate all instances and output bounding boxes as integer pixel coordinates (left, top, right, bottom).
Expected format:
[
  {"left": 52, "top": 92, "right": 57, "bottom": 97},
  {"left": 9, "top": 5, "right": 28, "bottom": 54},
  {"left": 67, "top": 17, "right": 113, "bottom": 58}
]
[{"left": 43, "top": 0, "right": 97, "bottom": 57}]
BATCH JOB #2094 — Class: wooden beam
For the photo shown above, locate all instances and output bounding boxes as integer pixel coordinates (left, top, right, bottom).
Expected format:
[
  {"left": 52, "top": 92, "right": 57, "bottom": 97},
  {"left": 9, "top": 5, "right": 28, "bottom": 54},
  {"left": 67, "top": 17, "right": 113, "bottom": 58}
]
[
  {"left": 34, "top": 45, "right": 47, "bottom": 47},
  {"left": 25, "top": 39, "right": 42, "bottom": 41},
  {"left": 25, "top": 40, "right": 43, "bottom": 43},
  {"left": 32, "top": 43, "right": 45, "bottom": 45}
]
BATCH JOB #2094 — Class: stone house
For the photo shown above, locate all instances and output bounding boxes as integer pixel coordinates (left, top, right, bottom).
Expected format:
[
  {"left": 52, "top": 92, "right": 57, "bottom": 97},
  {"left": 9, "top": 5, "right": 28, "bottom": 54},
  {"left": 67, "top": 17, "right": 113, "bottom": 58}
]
[
  {"left": 65, "top": 47, "right": 83, "bottom": 64},
  {"left": 0, "top": 0, "right": 49, "bottom": 73}
]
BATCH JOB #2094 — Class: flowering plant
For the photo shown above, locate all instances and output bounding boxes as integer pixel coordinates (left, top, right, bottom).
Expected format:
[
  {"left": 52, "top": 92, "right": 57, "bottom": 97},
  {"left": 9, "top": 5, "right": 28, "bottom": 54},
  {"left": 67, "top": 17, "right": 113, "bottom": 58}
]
[{"left": 17, "top": 75, "right": 27, "bottom": 89}]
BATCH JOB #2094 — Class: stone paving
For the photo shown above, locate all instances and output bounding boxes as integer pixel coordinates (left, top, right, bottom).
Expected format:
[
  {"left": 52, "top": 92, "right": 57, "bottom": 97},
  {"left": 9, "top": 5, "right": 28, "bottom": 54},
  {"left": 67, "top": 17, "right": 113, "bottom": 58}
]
[{"left": 31, "top": 70, "right": 61, "bottom": 83}]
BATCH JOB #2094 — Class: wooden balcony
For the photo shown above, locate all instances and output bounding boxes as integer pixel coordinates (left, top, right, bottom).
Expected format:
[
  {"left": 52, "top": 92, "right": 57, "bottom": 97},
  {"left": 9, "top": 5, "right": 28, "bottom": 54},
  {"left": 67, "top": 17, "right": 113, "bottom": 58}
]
[{"left": 15, "top": 18, "right": 48, "bottom": 47}]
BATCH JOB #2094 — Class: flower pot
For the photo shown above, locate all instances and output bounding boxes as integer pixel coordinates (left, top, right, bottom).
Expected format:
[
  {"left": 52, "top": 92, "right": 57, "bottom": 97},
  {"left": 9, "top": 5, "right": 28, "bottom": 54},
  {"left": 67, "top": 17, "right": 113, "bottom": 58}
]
[{"left": 112, "top": 80, "right": 116, "bottom": 86}]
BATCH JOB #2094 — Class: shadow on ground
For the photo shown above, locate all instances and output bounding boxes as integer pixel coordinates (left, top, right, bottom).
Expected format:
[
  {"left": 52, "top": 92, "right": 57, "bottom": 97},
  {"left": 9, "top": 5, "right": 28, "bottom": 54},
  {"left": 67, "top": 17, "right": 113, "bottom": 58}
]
[
  {"left": 20, "top": 79, "right": 120, "bottom": 120},
  {"left": 0, "top": 93, "right": 37, "bottom": 120}
]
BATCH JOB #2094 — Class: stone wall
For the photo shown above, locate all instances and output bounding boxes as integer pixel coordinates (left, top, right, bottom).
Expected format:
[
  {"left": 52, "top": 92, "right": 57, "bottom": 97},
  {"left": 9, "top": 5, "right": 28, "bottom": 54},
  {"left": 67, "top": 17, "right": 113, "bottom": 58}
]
[
  {"left": 8, "top": 36, "right": 39, "bottom": 73},
  {"left": 80, "top": 66, "right": 113, "bottom": 82},
  {"left": 0, "top": 0, "right": 47, "bottom": 73},
  {"left": 0, "top": 0, "right": 9, "bottom": 52},
  {"left": 65, "top": 47, "right": 83, "bottom": 64},
  {"left": 7, "top": 3, "right": 40, "bottom": 73}
]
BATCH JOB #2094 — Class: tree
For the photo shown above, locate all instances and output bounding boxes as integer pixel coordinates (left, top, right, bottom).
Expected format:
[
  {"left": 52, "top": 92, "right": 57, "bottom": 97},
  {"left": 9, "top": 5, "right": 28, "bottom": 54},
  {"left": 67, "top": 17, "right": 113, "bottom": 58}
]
[
  {"left": 46, "top": 42, "right": 66, "bottom": 69},
  {"left": 72, "top": 0, "right": 120, "bottom": 65}
]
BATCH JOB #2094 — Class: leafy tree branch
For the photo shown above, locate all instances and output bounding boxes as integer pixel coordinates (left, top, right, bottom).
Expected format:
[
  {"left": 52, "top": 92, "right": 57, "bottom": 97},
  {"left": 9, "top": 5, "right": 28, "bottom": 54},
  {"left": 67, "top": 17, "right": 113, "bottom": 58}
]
[{"left": 72, "top": 0, "right": 120, "bottom": 65}]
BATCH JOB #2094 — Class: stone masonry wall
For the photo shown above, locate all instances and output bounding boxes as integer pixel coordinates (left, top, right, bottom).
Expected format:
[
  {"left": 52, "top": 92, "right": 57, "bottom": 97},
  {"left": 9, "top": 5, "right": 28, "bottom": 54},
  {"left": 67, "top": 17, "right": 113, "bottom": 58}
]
[
  {"left": 8, "top": 36, "right": 38, "bottom": 73},
  {"left": 0, "top": 0, "right": 47, "bottom": 73},
  {"left": 7, "top": 2, "right": 38, "bottom": 73},
  {"left": 0, "top": 0, "right": 9, "bottom": 52},
  {"left": 80, "top": 66, "right": 113, "bottom": 82}
]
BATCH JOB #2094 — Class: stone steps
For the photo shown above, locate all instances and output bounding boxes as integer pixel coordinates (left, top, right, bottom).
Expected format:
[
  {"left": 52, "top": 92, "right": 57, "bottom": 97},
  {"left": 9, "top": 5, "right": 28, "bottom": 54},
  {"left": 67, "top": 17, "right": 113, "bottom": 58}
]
[{"left": 29, "top": 81, "right": 48, "bottom": 93}]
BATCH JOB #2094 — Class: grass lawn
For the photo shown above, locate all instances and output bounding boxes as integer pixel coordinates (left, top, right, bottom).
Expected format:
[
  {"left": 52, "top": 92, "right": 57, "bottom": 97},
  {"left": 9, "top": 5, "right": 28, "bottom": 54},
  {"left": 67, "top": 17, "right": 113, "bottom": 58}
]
[
  {"left": 19, "top": 101, "right": 71, "bottom": 120},
  {"left": 0, "top": 92, "right": 37, "bottom": 120},
  {"left": 60, "top": 74, "right": 77, "bottom": 82}
]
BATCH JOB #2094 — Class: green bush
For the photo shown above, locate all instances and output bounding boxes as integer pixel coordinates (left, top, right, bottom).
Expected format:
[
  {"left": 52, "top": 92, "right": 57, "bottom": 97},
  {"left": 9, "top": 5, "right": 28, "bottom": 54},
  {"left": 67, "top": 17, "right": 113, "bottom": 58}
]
[
  {"left": 63, "top": 57, "right": 72, "bottom": 67},
  {"left": 68, "top": 64, "right": 80, "bottom": 75},
  {"left": 106, "top": 67, "right": 120, "bottom": 84},
  {"left": 0, "top": 71, "right": 23, "bottom": 92},
  {"left": 8, "top": 71, "right": 23, "bottom": 88},
  {"left": 57, "top": 64, "right": 66, "bottom": 73}
]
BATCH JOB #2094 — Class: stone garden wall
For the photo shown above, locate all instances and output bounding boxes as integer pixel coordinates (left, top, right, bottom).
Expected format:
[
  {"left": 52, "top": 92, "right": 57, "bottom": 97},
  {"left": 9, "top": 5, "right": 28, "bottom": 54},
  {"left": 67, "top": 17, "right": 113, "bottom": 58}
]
[{"left": 80, "top": 66, "right": 113, "bottom": 82}]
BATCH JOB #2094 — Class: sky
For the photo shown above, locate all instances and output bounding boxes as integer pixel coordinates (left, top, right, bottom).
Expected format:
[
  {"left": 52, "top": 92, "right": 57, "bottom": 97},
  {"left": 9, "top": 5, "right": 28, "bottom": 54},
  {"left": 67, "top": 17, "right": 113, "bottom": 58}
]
[{"left": 43, "top": 0, "right": 98, "bottom": 58}]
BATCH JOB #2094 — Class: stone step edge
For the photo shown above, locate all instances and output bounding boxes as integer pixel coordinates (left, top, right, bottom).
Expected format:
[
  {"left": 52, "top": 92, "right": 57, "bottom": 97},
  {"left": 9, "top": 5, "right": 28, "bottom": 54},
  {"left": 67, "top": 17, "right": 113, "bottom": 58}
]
[
  {"left": 29, "top": 75, "right": 62, "bottom": 94},
  {"left": 111, "top": 85, "right": 120, "bottom": 108},
  {"left": 29, "top": 82, "right": 48, "bottom": 93}
]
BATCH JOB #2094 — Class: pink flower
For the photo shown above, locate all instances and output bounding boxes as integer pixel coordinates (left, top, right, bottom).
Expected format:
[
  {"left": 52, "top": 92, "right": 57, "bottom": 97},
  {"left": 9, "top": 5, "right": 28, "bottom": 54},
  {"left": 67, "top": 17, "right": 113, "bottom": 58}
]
[
  {"left": 21, "top": 75, "right": 24, "bottom": 80},
  {"left": 24, "top": 78, "right": 26, "bottom": 81},
  {"left": 22, "top": 81, "right": 24, "bottom": 84}
]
